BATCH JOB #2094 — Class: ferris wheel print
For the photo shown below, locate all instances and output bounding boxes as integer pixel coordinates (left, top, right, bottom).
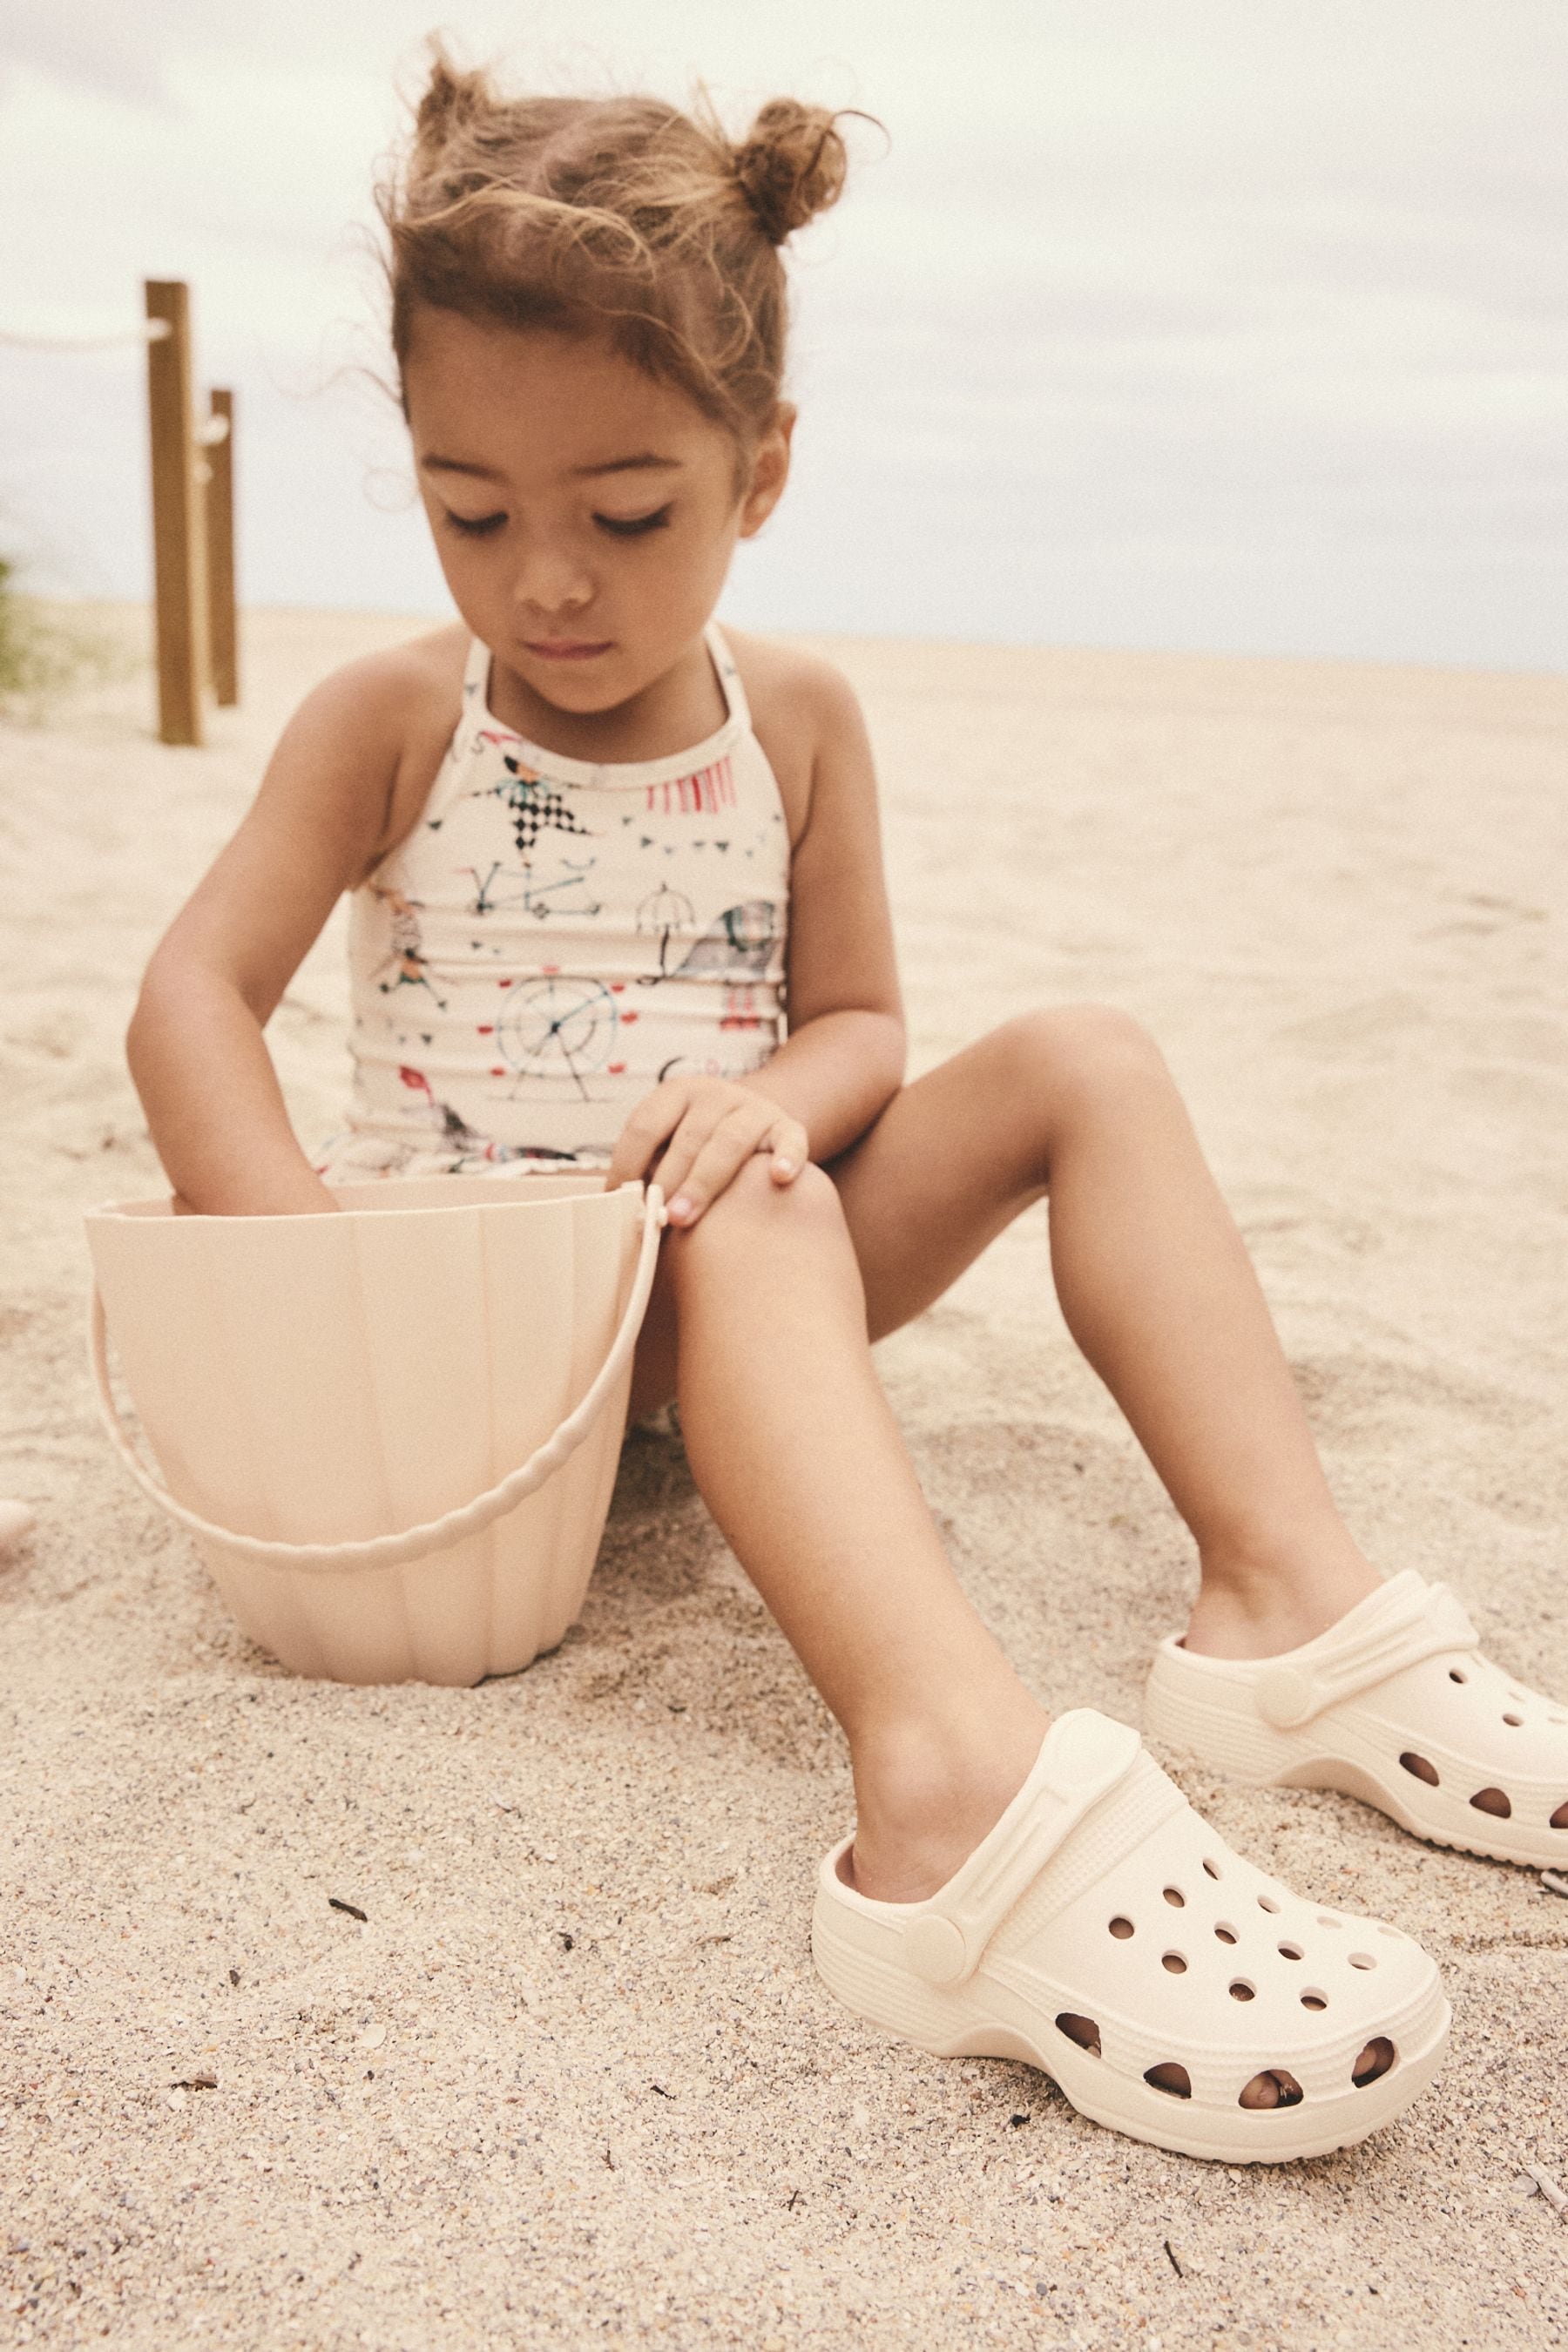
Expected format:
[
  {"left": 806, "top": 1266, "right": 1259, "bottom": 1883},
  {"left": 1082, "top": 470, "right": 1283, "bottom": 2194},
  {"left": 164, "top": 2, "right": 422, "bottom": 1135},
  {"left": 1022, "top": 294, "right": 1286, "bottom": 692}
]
[{"left": 494, "top": 975, "right": 619, "bottom": 1101}]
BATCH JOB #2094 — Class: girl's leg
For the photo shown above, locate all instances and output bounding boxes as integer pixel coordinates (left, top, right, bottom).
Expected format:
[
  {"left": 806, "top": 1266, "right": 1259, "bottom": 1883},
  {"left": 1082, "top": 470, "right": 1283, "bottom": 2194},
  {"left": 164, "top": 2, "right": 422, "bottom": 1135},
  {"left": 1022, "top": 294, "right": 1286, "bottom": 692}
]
[
  {"left": 826, "top": 1006, "right": 1382, "bottom": 1660},
  {"left": 627, "top": 1148, "right": 1375, "bottom": 2105},
  {"left": 630, "top": 1155, "right": 1051, "bottom": 1903}
]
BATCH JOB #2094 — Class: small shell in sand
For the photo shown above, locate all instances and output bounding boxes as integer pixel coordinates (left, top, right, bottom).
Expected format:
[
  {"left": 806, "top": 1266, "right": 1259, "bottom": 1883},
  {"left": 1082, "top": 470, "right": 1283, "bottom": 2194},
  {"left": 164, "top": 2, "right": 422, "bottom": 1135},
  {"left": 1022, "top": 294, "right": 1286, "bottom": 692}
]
[{"left": 0, "top": 1500, "right": 37, "bottom": 1551}]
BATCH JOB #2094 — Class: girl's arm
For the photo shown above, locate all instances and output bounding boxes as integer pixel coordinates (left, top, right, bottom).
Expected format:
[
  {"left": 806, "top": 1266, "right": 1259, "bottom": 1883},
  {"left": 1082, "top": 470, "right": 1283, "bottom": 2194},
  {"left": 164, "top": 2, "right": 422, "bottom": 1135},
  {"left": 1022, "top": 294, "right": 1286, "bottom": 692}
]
[
  {"left": 127, "top": 641, "right": 454, "bottom": 1214},
  {"left": 733, "top": 656, "right": 905, "bottom": 1154},
  {"left": 607, "top": 653, "right": 906, "bottom": 1214}
]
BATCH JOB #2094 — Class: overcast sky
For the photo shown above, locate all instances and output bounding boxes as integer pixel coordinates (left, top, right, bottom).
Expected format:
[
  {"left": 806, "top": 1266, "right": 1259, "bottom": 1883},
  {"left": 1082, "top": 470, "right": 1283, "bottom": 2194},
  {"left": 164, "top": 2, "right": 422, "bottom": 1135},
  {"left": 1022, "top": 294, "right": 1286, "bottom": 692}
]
[{"left": 2, "top": 0, "right": 1564, "bottom": 667}]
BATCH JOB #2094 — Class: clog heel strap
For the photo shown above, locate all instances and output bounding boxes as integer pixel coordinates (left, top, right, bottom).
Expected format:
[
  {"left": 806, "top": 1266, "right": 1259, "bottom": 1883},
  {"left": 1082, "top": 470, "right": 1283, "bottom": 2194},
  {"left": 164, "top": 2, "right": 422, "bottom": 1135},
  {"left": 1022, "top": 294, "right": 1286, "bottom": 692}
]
[
  {"left": 813, "top": 1710, "right": 1449, "bottom": 2163},
  {"left": 895, "top": 1711, "right": 1145, "bottom": 1990},
  {"left": 1145, "top": 1571, "right": 1568, "bottom": 1869}
]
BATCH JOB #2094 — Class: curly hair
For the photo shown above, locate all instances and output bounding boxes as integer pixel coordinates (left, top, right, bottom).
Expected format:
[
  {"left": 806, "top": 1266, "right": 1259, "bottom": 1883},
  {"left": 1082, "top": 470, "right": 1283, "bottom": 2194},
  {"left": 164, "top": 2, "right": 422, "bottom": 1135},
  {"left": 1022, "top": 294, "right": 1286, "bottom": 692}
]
[{"left": 378, "top": 44, "right": 860, "bottom": 447}]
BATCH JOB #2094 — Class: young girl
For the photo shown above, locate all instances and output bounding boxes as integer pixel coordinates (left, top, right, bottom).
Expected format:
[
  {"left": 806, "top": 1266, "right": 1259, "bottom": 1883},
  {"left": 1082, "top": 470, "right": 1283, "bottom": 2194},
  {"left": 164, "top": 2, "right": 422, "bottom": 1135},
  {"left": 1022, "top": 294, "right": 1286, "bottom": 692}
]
[{"left": 127, "top": 50, "right": 1568, "bottom": 2165}]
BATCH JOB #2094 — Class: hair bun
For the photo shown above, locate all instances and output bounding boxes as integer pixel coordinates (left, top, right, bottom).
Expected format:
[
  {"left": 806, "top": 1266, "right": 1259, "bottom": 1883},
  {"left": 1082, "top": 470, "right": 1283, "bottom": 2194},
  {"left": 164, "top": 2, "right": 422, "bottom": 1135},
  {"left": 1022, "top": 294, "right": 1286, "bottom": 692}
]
[
  {"left": 733, "top": 99, "right": 849, "bottom": 244},
  {"left": 410, "top": 47, "right": 488, "bottom": 166}
]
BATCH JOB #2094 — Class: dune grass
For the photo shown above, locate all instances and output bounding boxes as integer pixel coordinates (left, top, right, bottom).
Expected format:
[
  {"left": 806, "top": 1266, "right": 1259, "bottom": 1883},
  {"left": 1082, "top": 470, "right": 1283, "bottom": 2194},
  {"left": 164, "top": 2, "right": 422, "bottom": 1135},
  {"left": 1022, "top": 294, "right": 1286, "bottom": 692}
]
[{"left": 0, "top": 557, "right": 132, "bottom": 720}]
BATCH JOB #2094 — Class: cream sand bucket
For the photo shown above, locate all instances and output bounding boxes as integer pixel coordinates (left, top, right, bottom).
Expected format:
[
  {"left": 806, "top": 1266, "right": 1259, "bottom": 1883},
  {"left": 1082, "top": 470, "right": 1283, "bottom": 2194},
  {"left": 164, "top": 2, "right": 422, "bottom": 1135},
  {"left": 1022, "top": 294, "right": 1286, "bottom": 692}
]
[{"left": 84, "top": 1174, "right": 666, "bottom": 1686}]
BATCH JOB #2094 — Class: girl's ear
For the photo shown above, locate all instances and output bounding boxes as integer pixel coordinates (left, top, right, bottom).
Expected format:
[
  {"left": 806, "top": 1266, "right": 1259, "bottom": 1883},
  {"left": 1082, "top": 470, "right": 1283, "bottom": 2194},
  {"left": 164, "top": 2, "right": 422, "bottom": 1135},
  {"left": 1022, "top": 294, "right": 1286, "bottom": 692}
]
[{"left": 738, "top": 405, "right": 795, "bottom": 539}]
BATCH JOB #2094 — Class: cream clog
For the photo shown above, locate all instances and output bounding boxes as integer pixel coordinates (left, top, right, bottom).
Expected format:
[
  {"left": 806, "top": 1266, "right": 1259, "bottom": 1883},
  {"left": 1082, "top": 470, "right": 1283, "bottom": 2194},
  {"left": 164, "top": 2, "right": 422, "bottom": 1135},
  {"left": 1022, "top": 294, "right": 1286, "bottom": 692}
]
[
  {"left": 1145, "top": 1570, "right": 1568, "bottom": 1870},
  {"left": 812, "top": 1710, "right": 1449, "bottom": 2162}
]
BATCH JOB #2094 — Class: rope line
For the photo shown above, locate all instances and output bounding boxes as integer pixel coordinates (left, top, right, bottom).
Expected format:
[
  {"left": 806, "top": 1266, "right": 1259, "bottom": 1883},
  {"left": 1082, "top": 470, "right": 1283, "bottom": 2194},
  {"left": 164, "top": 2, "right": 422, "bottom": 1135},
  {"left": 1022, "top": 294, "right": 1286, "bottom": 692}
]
[{"left": 0, "top": 321, "right": 172, "bottom": 351}]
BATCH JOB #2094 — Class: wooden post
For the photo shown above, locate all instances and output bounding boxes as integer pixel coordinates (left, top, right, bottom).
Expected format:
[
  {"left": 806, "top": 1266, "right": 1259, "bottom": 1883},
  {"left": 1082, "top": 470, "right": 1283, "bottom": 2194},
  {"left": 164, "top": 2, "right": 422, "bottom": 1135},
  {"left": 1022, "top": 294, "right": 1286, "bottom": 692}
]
[
  {"left": 144, "top": 279, "right": 208, "bottom": 746},
  {"left": 204, "top": 389, "right": 238, "bottom": 707}
]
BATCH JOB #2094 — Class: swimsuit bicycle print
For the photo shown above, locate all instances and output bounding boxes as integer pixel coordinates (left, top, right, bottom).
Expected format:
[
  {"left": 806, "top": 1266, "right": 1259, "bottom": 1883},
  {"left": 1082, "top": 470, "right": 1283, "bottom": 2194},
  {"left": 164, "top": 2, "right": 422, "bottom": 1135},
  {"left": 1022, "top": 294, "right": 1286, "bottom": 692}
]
[{"left": 463, "top": 856, "right": 602, "bottom": 922}]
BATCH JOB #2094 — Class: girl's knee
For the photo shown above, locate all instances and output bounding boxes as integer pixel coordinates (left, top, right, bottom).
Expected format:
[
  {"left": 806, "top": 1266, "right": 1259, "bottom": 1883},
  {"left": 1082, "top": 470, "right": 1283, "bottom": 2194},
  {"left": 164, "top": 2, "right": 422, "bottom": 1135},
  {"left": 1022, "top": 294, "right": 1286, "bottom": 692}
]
[
  {"left": 665, "top": 1153, "right": 846, "bottom": 1271},
  {"left": 998, "top": 1004, "right": 1168, "bottom": 1096}
]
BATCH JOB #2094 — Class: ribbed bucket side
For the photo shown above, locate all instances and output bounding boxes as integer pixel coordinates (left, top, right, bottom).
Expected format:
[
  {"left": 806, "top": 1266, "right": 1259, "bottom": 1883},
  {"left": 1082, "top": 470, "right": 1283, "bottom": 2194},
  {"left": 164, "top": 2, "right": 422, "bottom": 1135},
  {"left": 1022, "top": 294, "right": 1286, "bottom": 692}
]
[
  {"left": 88, "top": 1175, "right": 650, "bottom": 1686},
  {"left": 530, "top": 1184, "right": 641, "bottom": 1653},
  {"left": 90, "top": 1205, "right": 436, "bottom": 1679},
  {"left": 91, "top": 1208, "right": 408, "bottom": 1541},
  {"left": 200, "top": 1211, "right": 418, "bottom": 1546},
  {"left": 525, "top": 1184, "right": 637, "bottom": 1657},
  {"left": 205, "top": 1546, "right": 420, "bottom": 1685},
  {"left": 87, "top": 1210, "right": 291, "bottom": 1547},
  {"left": 330, "top": 1200, "right": 503, "bottom": 1686},
  {"left": 474, "top": 1187, "right": 607, "bottom": 1676}
]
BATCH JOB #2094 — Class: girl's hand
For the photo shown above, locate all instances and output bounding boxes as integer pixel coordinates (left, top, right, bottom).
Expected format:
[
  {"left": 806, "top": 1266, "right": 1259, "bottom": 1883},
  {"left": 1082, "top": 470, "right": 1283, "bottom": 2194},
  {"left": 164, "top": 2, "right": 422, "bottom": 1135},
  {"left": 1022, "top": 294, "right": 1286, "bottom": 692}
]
[{"left": 608, "top": 1078, "right": 808, "bottom": 1227}]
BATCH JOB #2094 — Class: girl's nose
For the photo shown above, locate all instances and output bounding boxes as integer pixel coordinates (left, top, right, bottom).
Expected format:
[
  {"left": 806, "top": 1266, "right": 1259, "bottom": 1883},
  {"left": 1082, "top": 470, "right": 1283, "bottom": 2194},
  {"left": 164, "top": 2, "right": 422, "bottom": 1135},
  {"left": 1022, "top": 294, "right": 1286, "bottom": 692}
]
[{"left": 510, "top": 535, "right": 592, "bottom": 618}]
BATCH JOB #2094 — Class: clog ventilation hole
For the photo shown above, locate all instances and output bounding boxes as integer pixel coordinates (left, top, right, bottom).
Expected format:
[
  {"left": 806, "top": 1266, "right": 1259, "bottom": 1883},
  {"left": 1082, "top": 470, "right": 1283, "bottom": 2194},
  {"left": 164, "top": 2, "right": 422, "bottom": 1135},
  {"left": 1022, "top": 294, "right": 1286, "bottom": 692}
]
[
  {"left": 1399, "top": 1747, "right": 1568, "bottom": 1825},
  {"left": 1097, "top": 1891, "right": 1399, "bottom": 2107}
]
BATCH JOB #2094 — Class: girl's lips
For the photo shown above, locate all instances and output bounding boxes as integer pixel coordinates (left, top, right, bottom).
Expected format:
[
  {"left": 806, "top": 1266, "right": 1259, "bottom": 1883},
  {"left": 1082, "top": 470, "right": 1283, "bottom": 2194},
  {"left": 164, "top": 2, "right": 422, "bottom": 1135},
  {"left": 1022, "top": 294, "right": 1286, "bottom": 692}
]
[{"left": 524, "top": 638, "right": 613, "bottom": 662}]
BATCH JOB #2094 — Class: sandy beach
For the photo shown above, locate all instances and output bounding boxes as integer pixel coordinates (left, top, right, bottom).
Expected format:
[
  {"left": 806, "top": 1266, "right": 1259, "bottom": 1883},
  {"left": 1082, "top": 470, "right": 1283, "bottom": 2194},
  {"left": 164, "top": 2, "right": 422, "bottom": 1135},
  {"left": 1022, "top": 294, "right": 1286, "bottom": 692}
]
[{"left": 3, "top": 606, "right": 1567, "bottom": 2349}]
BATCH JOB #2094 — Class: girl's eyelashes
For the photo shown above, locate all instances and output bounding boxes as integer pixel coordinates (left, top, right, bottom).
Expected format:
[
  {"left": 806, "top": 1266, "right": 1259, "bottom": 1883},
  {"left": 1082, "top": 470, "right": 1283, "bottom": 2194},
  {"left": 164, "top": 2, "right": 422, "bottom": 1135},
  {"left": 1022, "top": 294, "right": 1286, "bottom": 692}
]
[
  {"left": 443, "top": 510, "right": 507, "bottom": 538},
  {"left": 439, "top": 507, "right": 672, "bottom": 540},
  {"left": 594, "top": 506, "right": 672, "bottom": 538}
]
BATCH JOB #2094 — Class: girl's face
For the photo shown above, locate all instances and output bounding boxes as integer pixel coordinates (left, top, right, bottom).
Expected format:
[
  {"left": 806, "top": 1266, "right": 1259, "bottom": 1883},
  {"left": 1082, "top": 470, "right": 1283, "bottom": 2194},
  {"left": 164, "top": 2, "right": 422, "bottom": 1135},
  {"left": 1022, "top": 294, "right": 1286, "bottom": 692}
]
[{"left": 402, "top": 308, "right": 791, "bottom": 717}]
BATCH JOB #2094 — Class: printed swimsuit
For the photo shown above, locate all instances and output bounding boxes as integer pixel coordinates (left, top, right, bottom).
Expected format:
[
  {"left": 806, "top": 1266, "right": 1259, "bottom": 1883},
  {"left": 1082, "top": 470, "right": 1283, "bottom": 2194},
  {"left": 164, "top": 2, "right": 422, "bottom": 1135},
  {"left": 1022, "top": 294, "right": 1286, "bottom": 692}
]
[{"left": 315, "top": 623, "right": 790, "bottom": 1180}]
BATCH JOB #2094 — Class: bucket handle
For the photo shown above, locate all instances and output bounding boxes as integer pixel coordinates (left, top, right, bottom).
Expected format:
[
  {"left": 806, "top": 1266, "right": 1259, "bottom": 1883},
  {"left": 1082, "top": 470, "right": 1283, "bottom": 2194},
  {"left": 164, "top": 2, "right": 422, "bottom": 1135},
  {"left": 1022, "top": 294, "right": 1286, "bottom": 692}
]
[{"left": 87, "top": 1184, "right": 667, "bottom": 1574}]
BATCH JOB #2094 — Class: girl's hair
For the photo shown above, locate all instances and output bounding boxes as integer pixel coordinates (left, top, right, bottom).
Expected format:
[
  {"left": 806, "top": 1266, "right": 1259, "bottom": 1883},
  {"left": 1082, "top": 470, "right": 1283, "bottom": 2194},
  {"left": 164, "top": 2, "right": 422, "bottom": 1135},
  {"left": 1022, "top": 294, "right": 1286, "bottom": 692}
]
[{"left": 378, "top": 46, "right": 856, "bottom": 448}]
